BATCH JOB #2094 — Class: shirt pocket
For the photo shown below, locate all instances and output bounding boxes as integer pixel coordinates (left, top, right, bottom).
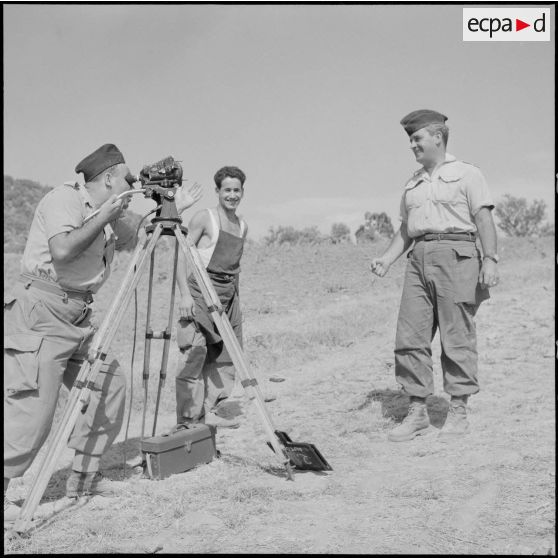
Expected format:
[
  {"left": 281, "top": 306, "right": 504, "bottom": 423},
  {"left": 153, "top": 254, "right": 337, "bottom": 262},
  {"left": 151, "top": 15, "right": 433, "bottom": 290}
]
[
  {"left": 434, "top": 168, "right": 465, "bottom": 205},
  {"left": 404, "top": 181, "right": 428, "bottom": 209},
  {"left": 4, "top": 334, "right": 43, "bottom": 395}
]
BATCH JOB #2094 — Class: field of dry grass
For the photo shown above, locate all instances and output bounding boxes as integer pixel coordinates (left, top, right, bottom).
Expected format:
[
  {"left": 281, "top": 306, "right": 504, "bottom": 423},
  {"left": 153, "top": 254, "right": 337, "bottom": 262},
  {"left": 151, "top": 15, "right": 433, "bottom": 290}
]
[{"left": 4, "top": 235, "right": 555, "bottom": 554}]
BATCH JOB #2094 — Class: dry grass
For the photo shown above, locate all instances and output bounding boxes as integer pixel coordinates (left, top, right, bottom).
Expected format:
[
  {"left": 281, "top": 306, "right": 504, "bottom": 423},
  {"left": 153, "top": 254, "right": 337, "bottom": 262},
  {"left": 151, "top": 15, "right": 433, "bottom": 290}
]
[{"left": 3, "top": 236, "right": 555, "bottom": 554}]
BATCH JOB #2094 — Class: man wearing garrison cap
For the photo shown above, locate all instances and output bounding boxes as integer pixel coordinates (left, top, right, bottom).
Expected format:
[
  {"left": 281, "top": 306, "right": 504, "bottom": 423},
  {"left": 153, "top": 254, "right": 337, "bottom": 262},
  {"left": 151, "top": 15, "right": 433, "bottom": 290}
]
[
  {"left": 3, "top": 144, "right": 201, "bottom": 523},
  {"left": 370, "top": 110, "right": 499, "bottom": 442}
]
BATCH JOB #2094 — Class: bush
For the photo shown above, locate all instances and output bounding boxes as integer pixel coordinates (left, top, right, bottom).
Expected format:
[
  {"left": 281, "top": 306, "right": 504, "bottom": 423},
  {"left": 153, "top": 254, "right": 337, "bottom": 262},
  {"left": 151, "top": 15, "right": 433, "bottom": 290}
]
[
  {"left": 264, "top": 225, "right": 326, "bottom": 246},
  {"left": 538, "top": 222, "right": 555, "bottom": 237},
  {"left": 330, "top": 222, "right": 351, "bottom": 244},
  {"left": 494, "top": 194, "right": 548, "bottom": 237},
  {"left": 355, "top": 211, "right": 394, "bottom": 243},
  {"left": 4, "top": 175, "right": 52, "bottom": 252}
]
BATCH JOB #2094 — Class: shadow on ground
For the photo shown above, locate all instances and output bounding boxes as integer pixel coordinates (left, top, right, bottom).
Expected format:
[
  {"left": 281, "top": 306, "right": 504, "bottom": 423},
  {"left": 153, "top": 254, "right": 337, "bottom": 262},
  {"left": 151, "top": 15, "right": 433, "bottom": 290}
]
[
  {"left": 358, "top": 389, "right": 450, "bottom": 428},
  {"left": 37, "top": 436, "right": 144, "bottom": 502},
  {"left": 8, "top": 439, "right": 145, "bottom": 535}
]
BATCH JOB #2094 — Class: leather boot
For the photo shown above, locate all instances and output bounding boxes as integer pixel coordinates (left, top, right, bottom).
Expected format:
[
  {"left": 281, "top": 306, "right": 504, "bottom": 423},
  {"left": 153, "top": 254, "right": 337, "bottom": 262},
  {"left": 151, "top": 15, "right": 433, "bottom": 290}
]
[
  {"left": 438, "top": 396, "right": 470, "bottom": 440},
  {"left": 388, "top": 398, "right": 430, "bottom": 442}
]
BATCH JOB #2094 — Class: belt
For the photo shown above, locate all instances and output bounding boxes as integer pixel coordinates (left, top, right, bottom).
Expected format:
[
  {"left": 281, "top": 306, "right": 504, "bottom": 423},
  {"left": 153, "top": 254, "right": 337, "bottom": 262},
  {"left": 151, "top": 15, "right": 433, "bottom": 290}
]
[
  {"left": 207, "top": 271, "right": 237, "bottom": 283},
  {"left": 414, "top": 232, "right": 476, "bottom": 242},
  {"left": 19, "top": 274, "right": 94, "bottom": 304}
]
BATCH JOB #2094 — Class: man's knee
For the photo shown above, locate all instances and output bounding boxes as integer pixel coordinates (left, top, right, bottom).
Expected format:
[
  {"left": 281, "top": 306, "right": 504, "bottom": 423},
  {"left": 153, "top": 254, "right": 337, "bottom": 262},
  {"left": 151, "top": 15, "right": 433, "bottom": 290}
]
[
  {"left": 177, "top": 346, "right": 208, "bottom": 381},
  {"left": 99, "top": 359, "right": 126, "bottom": 403}
]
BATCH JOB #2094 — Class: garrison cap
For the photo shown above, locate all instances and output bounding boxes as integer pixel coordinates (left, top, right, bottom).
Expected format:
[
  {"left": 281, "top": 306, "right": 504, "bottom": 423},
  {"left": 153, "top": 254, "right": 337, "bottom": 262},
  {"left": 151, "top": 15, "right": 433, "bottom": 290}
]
[
  {"left": 400, "top": 109, "right": 448, "bottom": 136},
  {"left": 75, "top": 143, "right": 125, "bottom": 182}
]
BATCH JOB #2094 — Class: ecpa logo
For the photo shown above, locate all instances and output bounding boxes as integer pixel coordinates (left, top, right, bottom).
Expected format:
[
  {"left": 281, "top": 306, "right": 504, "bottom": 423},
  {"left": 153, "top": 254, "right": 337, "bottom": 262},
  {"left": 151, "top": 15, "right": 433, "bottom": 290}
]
[{"left": 463, "top": 8, "right": 550, "bottom": 41}]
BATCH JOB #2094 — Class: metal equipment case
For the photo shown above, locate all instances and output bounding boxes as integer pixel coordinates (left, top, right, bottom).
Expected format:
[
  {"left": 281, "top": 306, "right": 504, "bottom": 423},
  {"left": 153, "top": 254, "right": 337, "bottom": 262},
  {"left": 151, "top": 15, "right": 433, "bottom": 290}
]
[{"left": 141, "top": 424, "right": 217, "bottom": 480}]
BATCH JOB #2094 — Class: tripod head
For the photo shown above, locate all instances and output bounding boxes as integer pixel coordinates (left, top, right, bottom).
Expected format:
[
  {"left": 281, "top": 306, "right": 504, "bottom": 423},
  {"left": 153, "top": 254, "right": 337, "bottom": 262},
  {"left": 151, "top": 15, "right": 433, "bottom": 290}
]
[
  {"left": 138, "top": 156, "right": 183, "bottom": 194},
  {"left": 136, "top": 156, "right": 186, "bottom": 226}
]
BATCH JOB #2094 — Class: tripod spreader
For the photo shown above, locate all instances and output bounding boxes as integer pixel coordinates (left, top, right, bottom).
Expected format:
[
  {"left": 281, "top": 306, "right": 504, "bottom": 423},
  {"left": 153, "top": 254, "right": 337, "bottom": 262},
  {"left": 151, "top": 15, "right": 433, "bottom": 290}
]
[{"left": 145, "top": 329, "right": 172, "bottom": 340}]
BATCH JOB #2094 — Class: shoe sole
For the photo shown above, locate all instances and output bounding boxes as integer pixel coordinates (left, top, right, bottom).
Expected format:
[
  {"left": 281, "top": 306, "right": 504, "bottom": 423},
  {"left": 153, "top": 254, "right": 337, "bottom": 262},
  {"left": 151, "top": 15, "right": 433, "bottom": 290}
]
[{"left": 388, "top": 426, "right": 431, "bottom": 442}]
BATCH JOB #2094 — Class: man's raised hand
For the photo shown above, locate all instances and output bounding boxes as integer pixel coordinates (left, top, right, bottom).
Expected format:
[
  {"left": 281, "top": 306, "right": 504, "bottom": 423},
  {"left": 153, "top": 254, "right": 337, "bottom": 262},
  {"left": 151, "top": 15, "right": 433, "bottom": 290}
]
[{"left": 176, "top": 181, "right": 203, "bottom": 214}]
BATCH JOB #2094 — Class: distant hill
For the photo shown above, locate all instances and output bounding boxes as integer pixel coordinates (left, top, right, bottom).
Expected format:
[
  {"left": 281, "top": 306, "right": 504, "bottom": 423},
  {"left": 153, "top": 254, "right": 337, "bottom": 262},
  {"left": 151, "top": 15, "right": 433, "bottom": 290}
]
[
  {"left": 4, "top": 175, "right": 52, "bottom": 253},
  {"left": 3, "top": 175, "right": 144, "bottom": 253}
]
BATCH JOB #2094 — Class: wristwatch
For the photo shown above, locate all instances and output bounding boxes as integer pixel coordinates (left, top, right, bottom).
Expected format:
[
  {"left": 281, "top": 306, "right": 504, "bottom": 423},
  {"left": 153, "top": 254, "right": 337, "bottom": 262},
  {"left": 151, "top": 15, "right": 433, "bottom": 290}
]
[{"left": 483, "top": 254, "right": 499, "bottom": 264}]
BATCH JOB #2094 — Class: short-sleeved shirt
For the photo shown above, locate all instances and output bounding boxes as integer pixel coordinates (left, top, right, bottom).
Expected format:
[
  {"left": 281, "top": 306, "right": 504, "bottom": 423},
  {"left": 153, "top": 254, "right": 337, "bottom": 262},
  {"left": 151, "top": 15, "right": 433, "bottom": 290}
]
[
  {"left": 399, "top": 153, "right": 494, "bottom": 238},
  {"left": 20, "top": 182, "right": 133, "bottom": 293}
]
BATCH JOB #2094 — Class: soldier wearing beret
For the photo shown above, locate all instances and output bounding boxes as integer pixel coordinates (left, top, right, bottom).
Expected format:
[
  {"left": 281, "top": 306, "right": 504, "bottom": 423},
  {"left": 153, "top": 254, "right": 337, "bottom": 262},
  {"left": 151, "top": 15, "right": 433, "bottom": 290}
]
[
  {"left": 370, "top": 110, "right": 499, "bottom": 442},
  {"left": 3, "top": 144, "right": 201, "bottom": 523}
]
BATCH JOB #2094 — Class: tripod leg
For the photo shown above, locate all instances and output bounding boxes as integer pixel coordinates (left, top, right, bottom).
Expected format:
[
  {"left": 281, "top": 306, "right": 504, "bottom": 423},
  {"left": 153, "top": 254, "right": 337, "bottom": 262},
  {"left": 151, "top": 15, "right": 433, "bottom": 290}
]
[
  {"left": 141, "top": 249, "right": 156, "bottom": 439},
  {"left": 14, "top": 225, "right": 165, "bottom": 533},
  {"left": 173, "top": 227, "right": 293, "bottom": 478},
  {"left": 151, "top": 238, "right": 180, "bottom": 436},
  {"left": 89, "top": 228, "right": 157, "bottom": 354}
]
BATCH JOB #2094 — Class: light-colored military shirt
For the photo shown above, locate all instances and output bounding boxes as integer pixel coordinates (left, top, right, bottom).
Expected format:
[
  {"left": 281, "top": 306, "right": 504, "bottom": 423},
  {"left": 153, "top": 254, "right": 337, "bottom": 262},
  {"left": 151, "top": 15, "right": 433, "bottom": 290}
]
[
  {"left": 21, "top": 182, "right": 135, "bottom": 293},
  {"left": 399, "top": 153, "right": 494, "bottom": 238}
]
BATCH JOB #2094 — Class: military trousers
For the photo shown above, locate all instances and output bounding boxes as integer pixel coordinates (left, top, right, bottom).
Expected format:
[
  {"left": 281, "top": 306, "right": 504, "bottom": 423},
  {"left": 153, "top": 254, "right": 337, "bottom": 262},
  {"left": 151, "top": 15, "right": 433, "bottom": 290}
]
[
  {"left": 175, "top": 274, "right": 242, "bottom": 423},
  {"left": 4, "top": 282, "right": 126, "bottom": 479},
  {"left": 394, "top": 239, "right": 489, "bottom": 398}
]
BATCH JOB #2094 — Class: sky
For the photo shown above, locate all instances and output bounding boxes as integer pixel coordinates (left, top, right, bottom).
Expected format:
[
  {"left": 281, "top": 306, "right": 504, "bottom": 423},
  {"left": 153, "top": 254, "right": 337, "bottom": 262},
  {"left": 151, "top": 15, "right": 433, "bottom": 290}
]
[{"left": 4, "top": 3, "right": 555, "bottom": 240}]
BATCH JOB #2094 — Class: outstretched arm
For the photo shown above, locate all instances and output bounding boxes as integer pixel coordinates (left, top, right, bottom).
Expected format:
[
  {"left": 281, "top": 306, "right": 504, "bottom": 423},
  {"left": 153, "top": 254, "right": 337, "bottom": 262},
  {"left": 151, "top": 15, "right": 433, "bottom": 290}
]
[{"left": 370, "top": 222, "right": 413, "bottom": 277}]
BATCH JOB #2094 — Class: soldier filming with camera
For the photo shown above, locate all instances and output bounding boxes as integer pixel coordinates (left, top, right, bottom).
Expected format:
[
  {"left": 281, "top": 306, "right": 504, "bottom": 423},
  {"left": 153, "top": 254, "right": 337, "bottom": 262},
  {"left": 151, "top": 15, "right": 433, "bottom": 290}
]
[{"left": 3, "top": 144, "right": 202, "bottom": 525}]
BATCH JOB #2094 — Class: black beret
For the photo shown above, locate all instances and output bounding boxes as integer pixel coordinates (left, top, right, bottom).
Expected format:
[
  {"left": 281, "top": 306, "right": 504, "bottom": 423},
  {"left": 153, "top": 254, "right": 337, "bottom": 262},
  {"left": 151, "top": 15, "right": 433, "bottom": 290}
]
[
  {"left": 400, "top": 109, "right": 448, "bottom": 136},
  {"left": 75, "top": 144, "right": 125, "bottom": 182}
]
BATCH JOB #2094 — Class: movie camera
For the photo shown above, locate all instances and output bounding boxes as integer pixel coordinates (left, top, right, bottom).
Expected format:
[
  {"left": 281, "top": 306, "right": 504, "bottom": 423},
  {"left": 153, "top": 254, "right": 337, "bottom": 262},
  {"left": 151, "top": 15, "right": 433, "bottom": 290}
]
[{"left": 132, "top": 156, "right": 184, "bottom": 206}]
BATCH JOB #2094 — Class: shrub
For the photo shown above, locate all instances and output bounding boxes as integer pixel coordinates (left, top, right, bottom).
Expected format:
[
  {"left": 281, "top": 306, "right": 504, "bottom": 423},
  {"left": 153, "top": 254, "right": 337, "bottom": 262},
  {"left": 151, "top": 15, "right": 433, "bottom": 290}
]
[
  {"left": 355, "top": 211, "right": 394, "bottom": 243},
  {"left": 264, "top": 225, "right": 326, "bottom": 246},
  {"left": 494, "top": 194, "right": 548, "bottom": 237},
  {"left": 330, "top": 222, "right": 351, "bottom": 244},
  {"left": 4, "top": 175, "right": 52, "bottom": 252}
]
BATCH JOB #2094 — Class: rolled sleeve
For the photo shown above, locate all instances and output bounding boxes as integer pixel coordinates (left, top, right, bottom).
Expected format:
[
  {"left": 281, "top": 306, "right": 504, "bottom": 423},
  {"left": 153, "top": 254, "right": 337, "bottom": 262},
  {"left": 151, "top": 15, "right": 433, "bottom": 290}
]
[
  {"left": 399, "top": 192, "right": 408, "bottom": 223},
  {"left": 465, "top": 166, "right": 494, "bottom": 216},
  {"left": 40, "top": 188, "right": 84, "bottom": 240}
]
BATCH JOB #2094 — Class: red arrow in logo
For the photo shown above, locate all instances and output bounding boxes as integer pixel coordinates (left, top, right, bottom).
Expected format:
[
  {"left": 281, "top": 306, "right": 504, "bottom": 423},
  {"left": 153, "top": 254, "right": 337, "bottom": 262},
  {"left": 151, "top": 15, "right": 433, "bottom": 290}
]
[{"left": 516, "top": 19, "right": 530, "bottom": 31}]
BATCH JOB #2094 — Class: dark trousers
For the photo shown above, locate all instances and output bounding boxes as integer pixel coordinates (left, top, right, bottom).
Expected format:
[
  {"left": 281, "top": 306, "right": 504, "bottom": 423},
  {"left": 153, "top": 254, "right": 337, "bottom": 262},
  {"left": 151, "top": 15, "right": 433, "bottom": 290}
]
[{"left": 175, "top": 275, "right": 242, "bottom": 422}]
